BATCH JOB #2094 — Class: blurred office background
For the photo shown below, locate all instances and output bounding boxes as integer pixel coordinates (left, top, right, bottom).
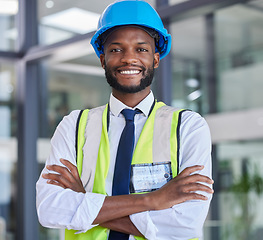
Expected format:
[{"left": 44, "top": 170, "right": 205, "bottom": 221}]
[{"left": 1, "top": 0, "right": 263, "bottom": 239}]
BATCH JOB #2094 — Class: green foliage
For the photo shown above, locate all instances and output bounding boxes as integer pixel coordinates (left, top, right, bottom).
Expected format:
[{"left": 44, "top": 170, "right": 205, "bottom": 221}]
[
  {"left": 222, "top": 166, "right": 263, "bottom": 240},
  {"left": 230, "top": 168, "right": 263, "bottom": 196}
]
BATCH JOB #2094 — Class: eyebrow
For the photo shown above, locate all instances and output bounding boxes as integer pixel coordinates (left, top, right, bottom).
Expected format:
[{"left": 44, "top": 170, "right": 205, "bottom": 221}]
[
  {"left": 138, "top": 42, "right": 150, "bottom": 45},
  {"left": 107, "top": 42, "right": 121, "bottom": 47}
]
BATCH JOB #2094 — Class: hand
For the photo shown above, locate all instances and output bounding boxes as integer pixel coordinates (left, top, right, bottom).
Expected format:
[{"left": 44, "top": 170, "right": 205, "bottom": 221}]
[
  {"left": 149, "top": 165, "right": 213, "bottom": 210},
  {"left": 42, "top": 158, "right": 86, "bottom": 193}
]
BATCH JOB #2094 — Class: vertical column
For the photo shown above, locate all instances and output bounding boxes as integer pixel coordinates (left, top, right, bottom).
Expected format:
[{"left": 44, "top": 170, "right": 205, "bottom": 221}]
[
  {"left": 16, "top": 0, "right": 39, "bottom": 239},
  {"left": 156, "top": 0, "right": 172, "bottom": 105},
  {"left": 205, "top": 13, "right": 219, "bottom": 240},
  {"left": 205, "top": 13, "right": 217, "bottom": 114},
  {"left": 16, "top": 61, "right": 39, "bottom": 240},
  {"left": 39, "top": 63, "right": 48, "bottom": 138}
]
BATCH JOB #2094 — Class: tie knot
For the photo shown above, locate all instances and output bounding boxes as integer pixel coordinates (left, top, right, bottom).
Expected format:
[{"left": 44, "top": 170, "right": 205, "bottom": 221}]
[{"left": 121, "top": 109, "right": 140, "bottom": 122}]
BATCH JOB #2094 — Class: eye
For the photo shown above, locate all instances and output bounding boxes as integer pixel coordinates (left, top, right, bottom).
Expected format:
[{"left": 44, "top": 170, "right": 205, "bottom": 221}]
[
  {"left": 137, "top": 48, "right": 148, "bottom": 52},
  {"left": 110, "top": 48, "right": 121, "bottom": 53}
]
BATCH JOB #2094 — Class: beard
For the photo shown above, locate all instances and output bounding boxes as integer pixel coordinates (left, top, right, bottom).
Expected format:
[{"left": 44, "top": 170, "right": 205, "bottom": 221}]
[{"left": 104, "top": 62, "right": 154, "bottom": 94}]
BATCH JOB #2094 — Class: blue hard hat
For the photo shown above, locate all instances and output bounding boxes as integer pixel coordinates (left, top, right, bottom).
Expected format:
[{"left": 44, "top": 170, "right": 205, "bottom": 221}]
[{"left": 90, "top": 0, "right": 172, "bottom": 59}]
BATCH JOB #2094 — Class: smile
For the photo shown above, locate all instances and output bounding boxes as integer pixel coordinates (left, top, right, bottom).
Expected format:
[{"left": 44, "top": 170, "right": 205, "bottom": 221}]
[{"left": 119, "top": 70, "right": 141, "bottom": 75}]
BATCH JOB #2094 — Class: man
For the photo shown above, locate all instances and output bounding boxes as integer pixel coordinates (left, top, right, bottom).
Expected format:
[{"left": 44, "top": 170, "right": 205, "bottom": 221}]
[{"left": 36, "top": 1, "right": 213, "bottom": 239}]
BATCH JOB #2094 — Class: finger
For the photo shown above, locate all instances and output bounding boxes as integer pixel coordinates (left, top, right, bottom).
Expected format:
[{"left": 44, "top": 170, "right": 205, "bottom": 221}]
[
  {"left": 172, "top": 191, "right": 209, "bottom": 205},
  {"left": 46, "top": 164, "right": 69, "bottom": 173},
  {"left": 60, "top": 159, "right": 80, "bottom": 180},
  {"left": 186, "top": 192, "right": 209, "bottom": 201},
  {"left": 182, "top": 182, "right": 214, "bottom": 194},
  {"left": 47, "top": 179, "right": 66, "bottom": 189},
  {"left": 184, "top": 174, "right": 214, "bottom": 185},
  {"left": 43, "top": 173, "right": 85, "bottom": 193},
  {"left": 178, "top": 165, "right": 204, "bottom": 178},
  {"left": 42, "top": 173, "right": 72, "bottom": 187},
  {"left": 46, "top": 164, "right": 75, "bottom": 183}
]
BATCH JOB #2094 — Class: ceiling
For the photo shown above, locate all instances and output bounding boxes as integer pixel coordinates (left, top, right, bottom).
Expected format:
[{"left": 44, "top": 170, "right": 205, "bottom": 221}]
[{"left": 38, "top": 0, "right": 155, "bottom": 19}]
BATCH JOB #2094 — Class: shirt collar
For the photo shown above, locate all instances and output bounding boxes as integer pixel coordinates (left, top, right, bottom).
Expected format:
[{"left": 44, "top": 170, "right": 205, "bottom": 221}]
[{"left": 109, "top": 91, "right": 154, "bottom": 117}]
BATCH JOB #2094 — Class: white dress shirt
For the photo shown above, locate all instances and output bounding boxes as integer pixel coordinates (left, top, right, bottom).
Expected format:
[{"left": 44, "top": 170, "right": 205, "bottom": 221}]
[{"left": 36, "top": 91, "right": 212, "bottom": 240}]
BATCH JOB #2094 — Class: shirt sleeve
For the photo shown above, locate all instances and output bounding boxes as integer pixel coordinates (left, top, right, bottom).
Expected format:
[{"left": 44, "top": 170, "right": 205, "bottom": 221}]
[
  {"left": 130, "top": 111, "right": 213, "bottom": 240},
  {"left": 36, "top": 110, "right": 106, "bottom": 232}
]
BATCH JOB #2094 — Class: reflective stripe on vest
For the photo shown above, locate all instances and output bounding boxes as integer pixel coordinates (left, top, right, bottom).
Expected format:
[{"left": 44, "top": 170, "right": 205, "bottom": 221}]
[{"left": 65, "top": 102, "right": 197, "bottom": 240}]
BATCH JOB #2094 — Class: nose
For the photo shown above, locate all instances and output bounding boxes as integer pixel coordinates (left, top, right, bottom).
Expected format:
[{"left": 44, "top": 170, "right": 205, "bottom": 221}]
[{"left": 120, "top": 50, "right": 138, "bottom": 64}]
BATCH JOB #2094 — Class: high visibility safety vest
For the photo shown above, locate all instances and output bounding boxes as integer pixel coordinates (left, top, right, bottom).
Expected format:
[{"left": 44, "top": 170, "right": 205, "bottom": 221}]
[{"left": 65, "top": 102, "right": 198, "bottom": 240}]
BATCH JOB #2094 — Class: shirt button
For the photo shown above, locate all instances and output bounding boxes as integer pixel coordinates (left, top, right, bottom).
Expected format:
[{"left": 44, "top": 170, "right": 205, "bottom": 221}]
[{"left": 164, "top": 173, "right": 169, "bottom": 178}]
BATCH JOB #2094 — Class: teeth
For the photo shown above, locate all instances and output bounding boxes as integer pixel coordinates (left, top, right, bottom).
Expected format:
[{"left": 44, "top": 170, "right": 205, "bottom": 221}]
[{"left": 120, "top": 70, "right": 140, "bottom": 75}]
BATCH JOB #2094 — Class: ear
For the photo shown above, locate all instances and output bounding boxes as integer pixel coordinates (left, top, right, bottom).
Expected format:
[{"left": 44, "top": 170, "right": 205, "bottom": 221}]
[
  {"left": 153, "top": 52, "right": 160, "bottom": 69},
  {"left": 100, "top": 54, "right": 105, "bottom": 69}
]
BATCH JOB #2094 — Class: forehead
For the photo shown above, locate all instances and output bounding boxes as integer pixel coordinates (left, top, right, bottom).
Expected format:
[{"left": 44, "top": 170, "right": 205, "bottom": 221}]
[{"left": 104, "top": 26, "right": 155, "bottom": 46}]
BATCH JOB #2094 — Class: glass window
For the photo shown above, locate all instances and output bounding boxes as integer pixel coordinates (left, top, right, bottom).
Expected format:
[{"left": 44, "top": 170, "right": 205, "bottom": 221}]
[
  {"left": 170, "top": 17, "right": 208, "bottom": 114},
  {"left": 0, "top": 0, "right": 18, "bottom": 51},
  {"left": 41, "top": 45, "right": 111, "bottom": 137},
  {"left": 0, "top": 61, "right": 17, "bottom": 239},
  {"left": 170, "top": 1, "right": 263, "bottom": 114},
  {"left": 170, "top": 2, "right": 263, "bottom": 240},
  {"left": 217, "top": 141, "right": 263, "bottom": 240},
  {"left": 213, "top": 4, "right": 263, "bottom": 236},
  {"left": 216, "top": 2, "right": 263, "bottom": 112},
  {"left": 38, "top": 0, "right": 156, "bottom": 45}
]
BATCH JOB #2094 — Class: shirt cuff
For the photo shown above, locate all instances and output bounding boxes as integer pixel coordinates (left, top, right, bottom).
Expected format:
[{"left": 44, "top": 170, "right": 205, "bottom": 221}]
[
  {"left": 130, "top": 211, "right": 158, "bottom": 240},
  {"left": 71, "top": 192, "right": 106, "bottom": 233}
]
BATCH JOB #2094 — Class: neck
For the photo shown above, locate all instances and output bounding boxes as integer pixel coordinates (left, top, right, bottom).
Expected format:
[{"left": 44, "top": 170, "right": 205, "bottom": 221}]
[{"left": 112, "top": 87, "right": 151, "bottom": 108}]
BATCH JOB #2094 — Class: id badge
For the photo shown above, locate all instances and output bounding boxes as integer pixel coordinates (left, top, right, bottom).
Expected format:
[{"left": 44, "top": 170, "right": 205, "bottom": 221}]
[{"left": 129, "top": 162, "right": 172, "bottom": 193}]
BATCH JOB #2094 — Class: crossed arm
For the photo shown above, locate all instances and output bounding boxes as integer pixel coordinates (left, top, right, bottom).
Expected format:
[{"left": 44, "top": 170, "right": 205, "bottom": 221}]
[
  {"left": 37, "top": 110, "right": 213, "bottom": 238},
  {"left": 42, "top": 158, "right": 213, "bottom": 237}
]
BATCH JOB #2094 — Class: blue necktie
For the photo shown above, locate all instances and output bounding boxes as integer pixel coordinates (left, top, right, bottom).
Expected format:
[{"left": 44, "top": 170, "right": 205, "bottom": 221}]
[{"left": 109, "top": 109, "right": 140, "bottom": 240}]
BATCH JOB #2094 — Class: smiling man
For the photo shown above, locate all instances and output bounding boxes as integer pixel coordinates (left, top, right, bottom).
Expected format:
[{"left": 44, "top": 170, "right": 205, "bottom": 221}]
[
  {"left": 101, "top": 26, "right": 160, "bottom": 107},
  {"left": 36, "top": 1, "right": 213, "bottom": 240}
]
